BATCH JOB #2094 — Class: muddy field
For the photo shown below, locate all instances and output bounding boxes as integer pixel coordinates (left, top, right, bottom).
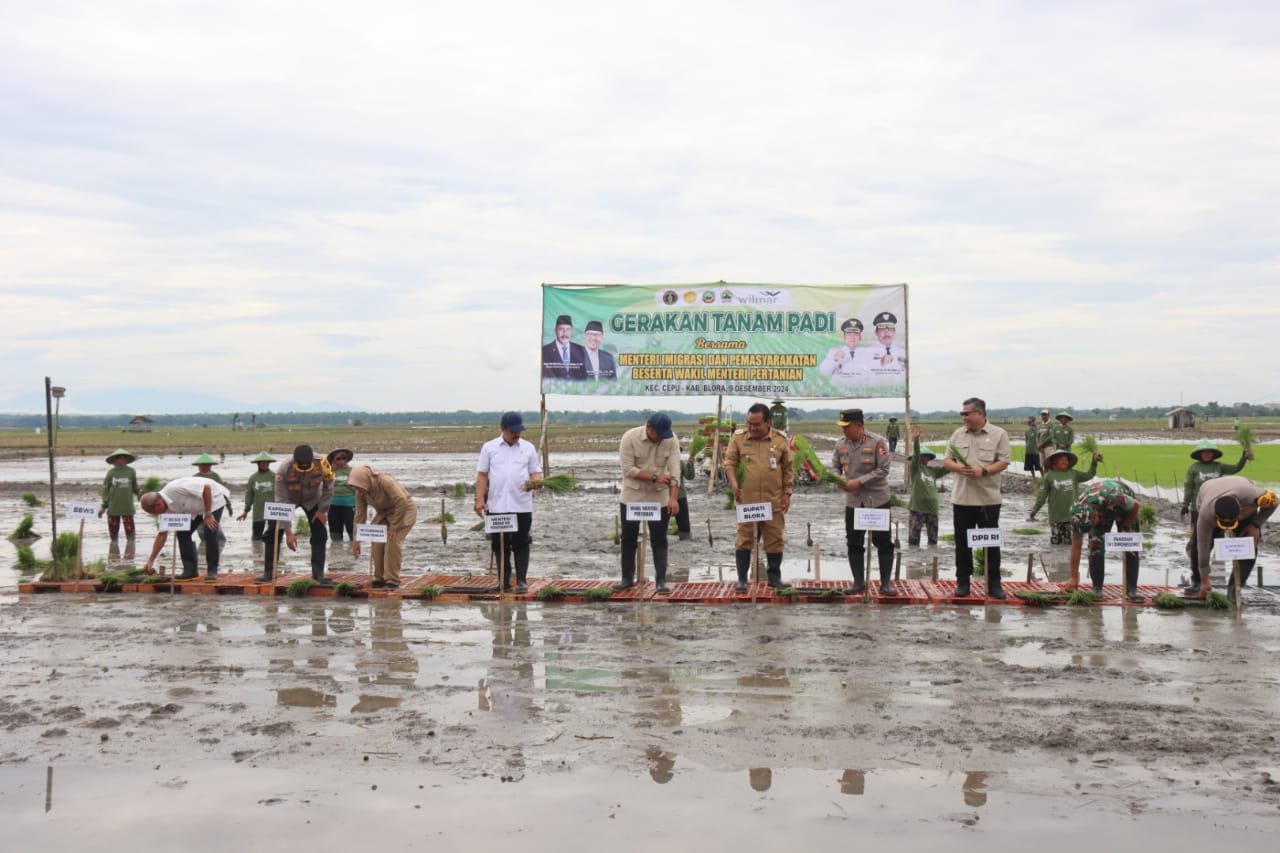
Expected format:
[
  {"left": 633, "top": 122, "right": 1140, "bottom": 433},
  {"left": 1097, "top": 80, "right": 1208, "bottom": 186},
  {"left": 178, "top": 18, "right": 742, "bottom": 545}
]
[{"left": 3, "top": 451, "right": 1279, "bottom": 850}]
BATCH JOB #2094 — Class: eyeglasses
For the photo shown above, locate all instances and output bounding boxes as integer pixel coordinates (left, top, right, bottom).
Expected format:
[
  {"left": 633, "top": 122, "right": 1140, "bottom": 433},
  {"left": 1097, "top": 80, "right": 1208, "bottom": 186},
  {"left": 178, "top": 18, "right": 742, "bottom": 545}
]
[{"left": 960, "top": 410, "right": 977, "bottom": 417}]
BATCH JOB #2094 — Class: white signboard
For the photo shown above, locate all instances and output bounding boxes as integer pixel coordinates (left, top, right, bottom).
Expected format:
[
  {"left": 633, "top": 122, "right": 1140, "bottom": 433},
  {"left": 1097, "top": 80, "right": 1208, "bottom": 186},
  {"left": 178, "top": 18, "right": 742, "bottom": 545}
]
[
  {"left": 356, "top": 523, "right": 388, "bottom": 544},
  {"left": 1215, "top": 537, "right": 1257, "bottom": 561},
  {"left": 854, "top": 508, "right": 891, "bottom": 531},
  {"left": 484, "top": 513, "right": 518, "bottom": 534},
  {"left": 737, "top": 501, "right": 774, "bottom": 523},
  {"left": 625, "top": 502, "right": 662, "bottom": 522},
  {"left": 159, "top": 513, "right": 191, "bottom": 532},
  {"left": 967, "top": 528, "right": 1004, "bottom": 548},
  {"left": 263, "top": 501, "right": 295, "bottom": 522},
  {"left": 1104, "top": 532, "right": 1143, "bottom": 552},
  {"left": 68, "top": 502, "right": 98, "bottom": 519}
]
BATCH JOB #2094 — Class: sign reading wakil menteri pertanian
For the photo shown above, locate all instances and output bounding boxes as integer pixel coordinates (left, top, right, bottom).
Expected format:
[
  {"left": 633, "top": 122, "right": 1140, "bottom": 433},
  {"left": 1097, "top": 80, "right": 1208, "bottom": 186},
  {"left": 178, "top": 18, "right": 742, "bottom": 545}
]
[{"left": 540, "top": 283, "right": 907, "bottom": 399}]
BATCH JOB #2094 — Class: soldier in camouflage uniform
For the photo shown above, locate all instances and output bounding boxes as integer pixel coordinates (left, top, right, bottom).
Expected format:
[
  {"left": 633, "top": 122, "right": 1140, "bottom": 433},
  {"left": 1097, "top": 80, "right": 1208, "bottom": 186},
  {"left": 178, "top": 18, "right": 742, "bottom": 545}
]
[{"left": 1066, "top": 479, "right": 1142, "bottom": 599}]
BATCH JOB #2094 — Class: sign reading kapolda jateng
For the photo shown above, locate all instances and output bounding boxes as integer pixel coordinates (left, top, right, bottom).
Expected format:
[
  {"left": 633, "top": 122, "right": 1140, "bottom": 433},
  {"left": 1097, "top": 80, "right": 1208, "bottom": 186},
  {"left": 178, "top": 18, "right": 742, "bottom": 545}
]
[{"left": 540, "top": 283, "right": 907, "bottom": 399}]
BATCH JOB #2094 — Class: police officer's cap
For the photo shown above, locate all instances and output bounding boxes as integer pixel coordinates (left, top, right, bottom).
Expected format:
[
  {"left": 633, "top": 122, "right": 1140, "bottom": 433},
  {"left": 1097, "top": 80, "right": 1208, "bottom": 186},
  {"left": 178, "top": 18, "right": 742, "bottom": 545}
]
[
  {"left": 873, "top": 311, "right": 897, "bottom": 329},
  {"left": 840, "top": 318, "right": 863, "bottom": 334},
  {"left": 837, "top": 408, "right": 864, "bottom": 427}
]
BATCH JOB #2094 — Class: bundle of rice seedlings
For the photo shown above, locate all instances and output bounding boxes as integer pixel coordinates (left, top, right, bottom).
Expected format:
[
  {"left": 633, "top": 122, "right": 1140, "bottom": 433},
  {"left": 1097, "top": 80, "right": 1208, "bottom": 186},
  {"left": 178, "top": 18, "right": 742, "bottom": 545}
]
[
  {"left": 947, "top": 445, "right": 969, "bottom": 467},
  {"left": 335, "top": 582, "right": 360, "bottom": 597},
  {"left": 143, "top": 476, "right": 162, "bottom": 492},
  {"left": 16, "top": 546, "right": 37, "bottom": 570},
  {"left": 1079, "top": 434, "right": 1100, "bottom": 459},
  {"left": 535, "top": 474, "right": 577, "bottom": 494},
  {"left": 688, "top": 433, "right": 708, "bottom": 460},
  {"left": 1066, "top": 589, "right": 1102, "bottom": 606},
  {"left": 97, "top": 572, "right": 130, "bottom": 591},
  {"left": 51, "top": 532, "right": 80, "bottom": 568},
  {"left": 20, "top": 492, "right": 41, "bottom": 507},
  {"left": 1013, "top": 590, "right": 1062, "bottom": 606},
  {"left": 294, "top": 516, "right": 310, "bottom": 535},
  {"left": 581, "top": 586, "right": 613, "bottom": 601},
  {"left": 9, "top": 515, "right": 35, "bottom": 541},
  {"left": 1139, "top": 505, "right": 1158, "bottom": 533},
  {"left": 453, "top": 482, "right": 466, "bottom": 499},
  {"left": 889, "top": 494, "right": 906, "bottom": 508},
  {"left": 973, "top": 548, "right": 986, "bottom": 576},
  {"left": 419, "top": 585, "right": 444, "bottom": 600},
  {"left": 776, "top": 586, "right": 798, "bottom": 598},
  {"left": 1159, "top": 590, "right": 1234, "bottom": 610},
  {"left": 470, "top": 521, "right": 485, "bottom": 531},
  {"left": 536, "top": 584, "right": 567, "bottom": 600},
  {"left": 286, "top": 578, "right": 315, "bottom": 597},
  {"left": 1012, "top": 528, "right": 1043, "bottom": 535},
  {"left": 1237, "top": 423, "right": 1254, "bottom": 453},
  {"left": 426, "top": 512, "right": 456, "bottom": 524}
]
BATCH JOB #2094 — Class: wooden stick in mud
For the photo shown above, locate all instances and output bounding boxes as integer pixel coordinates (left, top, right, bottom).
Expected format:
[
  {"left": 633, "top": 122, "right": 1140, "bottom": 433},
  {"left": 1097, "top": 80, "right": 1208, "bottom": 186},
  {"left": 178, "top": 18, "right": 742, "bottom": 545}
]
[
  {"left": 814, "top": 542, "right": 821, "bottom": 581},
  {"left": 864, "top": 544, "right": 872, "bottom": 603},
  {"left": 1026, "top": 552, "right": 1034, "bottom": 583},
  {"left": 931, "top": 555, "right": 938, "bottom": 582},
  {"left": 894, "top": 547, "right": 901, "bottom": 581},
  {"left": 637, "top": 513, "right": 648, "bottom": 591},
  {"left": 751, "top": 521, "right": 760, "bottom": 604},
  {"left": 1233, "top": 560, "right": 1243, "bottom": 613},
  {"left": 705, "top": 517, "right": 713, "bottom": 547},
  {"left": 498, "top": 530, "right": 507, "bottom": 599}
]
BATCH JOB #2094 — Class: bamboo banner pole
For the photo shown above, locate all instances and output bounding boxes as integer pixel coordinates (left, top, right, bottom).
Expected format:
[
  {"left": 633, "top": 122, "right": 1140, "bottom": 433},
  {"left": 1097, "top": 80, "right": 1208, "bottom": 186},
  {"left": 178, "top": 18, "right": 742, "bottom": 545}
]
[
  {"left": 707, "top": 396, "right": 723, "bottom": 497},
  {"left": 538, "top": 395, "right": 550, "bottom": 475}
]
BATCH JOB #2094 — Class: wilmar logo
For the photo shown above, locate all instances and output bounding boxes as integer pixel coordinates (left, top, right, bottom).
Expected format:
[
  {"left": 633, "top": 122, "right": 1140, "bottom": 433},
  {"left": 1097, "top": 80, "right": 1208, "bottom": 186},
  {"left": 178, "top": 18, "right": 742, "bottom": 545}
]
[{"left": 731, "top": 289, "right": 792, "bottom": 307}]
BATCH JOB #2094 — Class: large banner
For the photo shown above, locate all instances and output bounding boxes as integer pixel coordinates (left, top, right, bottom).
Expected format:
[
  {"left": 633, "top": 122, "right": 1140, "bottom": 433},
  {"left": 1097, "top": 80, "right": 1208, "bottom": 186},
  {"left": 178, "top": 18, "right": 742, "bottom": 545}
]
[{"left": 540, "top": 283, "right": 907, "bottom": 399}]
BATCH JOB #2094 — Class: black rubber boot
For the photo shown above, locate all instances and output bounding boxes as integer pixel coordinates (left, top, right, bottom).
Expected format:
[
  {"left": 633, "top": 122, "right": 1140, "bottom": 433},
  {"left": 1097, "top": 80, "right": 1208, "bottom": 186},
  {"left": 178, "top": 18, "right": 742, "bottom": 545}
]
[
  {"left": 844, "top": 555, "right": 865, "bottom": 596},
  {"left": 765, "top": 552, "right": 788, "bottom": 590},
  {"left": 653, "top": 545, "right": 670, "bottom": 593},
  {"left": 735, "top": 549, "right": 751, "bottom": 592},
  {"left": 879, "top": 566, "right": 895, "bottom": 596},
  {"left": 1088, "top": 552, "right": 1106, "bottom": 594},
  {"left": 1124, "top": 553, "right": 1142, "bottom": 600},
  {"left": 612, "top": 568, "right": 635, "bottom": 591}
]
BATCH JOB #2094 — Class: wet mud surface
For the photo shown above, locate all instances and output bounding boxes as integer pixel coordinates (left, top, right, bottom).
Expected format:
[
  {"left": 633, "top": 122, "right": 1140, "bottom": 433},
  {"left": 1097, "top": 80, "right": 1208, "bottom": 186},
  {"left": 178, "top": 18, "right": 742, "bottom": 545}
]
[{"left": 3, "top": 453, "right": 1280, "bottom": 848}]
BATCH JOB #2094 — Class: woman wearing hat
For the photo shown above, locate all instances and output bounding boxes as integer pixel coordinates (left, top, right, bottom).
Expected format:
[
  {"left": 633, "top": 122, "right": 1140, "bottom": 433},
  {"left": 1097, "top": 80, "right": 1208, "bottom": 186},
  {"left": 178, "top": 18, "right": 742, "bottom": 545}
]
[
  {"left": 327, "top": 449, "right": 356, "bottom": 542},
  {"left": 1180, "top": 440, "right": 1253, "bottom": 593},
  {"left": 237, "top": 452, "right": 277, "bottom": 542},
  {"left": 99, "top": 449, "right": 140, "bottom": 545},
  {"left": 1029, "top": 448, "right": 1101, "bottom": 544}
]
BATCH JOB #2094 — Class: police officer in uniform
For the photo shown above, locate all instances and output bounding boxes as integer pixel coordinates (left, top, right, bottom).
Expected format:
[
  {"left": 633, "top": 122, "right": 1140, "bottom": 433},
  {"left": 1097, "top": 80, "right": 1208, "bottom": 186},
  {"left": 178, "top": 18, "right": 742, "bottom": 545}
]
[
  {"left": 831, "top": 408, "right": 896, "bottom": 594},
  {"left": 257, "top": 444, "right": 335, "bottom": 585},
  {"left": 724, "top": 403, "right": 794, "bottom": 592}
]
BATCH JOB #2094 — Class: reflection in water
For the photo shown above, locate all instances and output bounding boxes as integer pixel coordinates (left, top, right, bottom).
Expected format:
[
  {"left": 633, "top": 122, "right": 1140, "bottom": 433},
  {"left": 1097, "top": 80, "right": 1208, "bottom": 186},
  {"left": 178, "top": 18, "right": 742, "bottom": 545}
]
[
  {"left": 362, "top": 600, "right": 418, "bottom": 688},
  {"left": 737, "top": 668, "right": 791, "bottom": 689},
  {"left": 749, "top": 767, "right": 772, "bottom": 792},
  {"left": 480, "top": 602, "right": 535, "bottom": 722},
  {"left": 839, "top": 769, "right": 866, "bottom": 795},
  {"left": 351, "top": 694, "right": 404, "bottom": 713},
  {"left": 277, "top": 687, "right": 336, "bottom": 708},
  {"left": 962, "top": 771, "right": 988, "bottom": 807},
  {"left": 646, "top": 747, "right": 677, "bottom": 784}
]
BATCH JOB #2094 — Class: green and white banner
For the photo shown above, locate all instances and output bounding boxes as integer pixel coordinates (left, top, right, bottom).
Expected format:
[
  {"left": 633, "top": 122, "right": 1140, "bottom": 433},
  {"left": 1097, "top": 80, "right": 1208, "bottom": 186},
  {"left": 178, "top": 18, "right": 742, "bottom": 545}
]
[{"left": 540, "top": 283, "right": 907, "bottom": 399}]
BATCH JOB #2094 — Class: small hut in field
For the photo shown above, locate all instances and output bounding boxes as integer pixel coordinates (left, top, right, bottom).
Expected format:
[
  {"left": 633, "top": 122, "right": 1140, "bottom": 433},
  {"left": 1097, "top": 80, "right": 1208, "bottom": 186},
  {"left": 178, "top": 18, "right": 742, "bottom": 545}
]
[{"left": 1165, "top": 408, "right": 1196, "bottom": 430}]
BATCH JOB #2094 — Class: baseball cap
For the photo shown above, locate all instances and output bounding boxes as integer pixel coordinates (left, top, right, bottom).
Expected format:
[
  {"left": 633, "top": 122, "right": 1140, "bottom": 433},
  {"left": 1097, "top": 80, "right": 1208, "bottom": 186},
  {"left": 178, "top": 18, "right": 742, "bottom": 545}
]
[
  {"left": 647, "top": 412, "right": 674, "bottom": 439},
  {"left": 500, "top": 412, "right": 525, "bottom": 432}
]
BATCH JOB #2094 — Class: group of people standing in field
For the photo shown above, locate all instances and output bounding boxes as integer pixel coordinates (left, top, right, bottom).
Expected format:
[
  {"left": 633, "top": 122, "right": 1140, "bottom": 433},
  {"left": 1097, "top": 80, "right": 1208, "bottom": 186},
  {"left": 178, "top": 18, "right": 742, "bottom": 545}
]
[{"left": 96, "top": 402, "right": 1273, "bottom": 602}]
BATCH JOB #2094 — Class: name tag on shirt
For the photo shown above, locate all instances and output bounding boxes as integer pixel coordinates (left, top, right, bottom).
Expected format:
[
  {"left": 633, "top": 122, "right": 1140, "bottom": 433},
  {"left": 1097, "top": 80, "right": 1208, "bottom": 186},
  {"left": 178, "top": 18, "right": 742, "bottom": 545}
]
[
  {"left": 625, "top": 502, "right": 662, "bottom": 521},
  {"left": 737, "top": 502, "right": 773, "bottom": 523}
]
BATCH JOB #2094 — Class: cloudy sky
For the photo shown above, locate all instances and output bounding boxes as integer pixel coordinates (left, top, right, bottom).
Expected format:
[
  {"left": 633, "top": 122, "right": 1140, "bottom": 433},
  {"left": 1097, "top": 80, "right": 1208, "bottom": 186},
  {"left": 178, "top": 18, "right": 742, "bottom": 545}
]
[{"left": 2, "top": 1, "right": 1277, "bottom": 416}]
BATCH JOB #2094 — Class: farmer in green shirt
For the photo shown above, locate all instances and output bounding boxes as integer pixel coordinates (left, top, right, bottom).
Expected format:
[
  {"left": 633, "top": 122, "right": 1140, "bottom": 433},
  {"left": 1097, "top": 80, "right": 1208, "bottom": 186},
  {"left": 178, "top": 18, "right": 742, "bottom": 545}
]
[
  {"left": 1023, "top": 417, "right": 1042, "bottom": 477},
  {"left": 1179, "top": 440, "right": 1252, "bottom": 593},
  {"left": 1034, "top": 409, "right": 1054, "bottom": 462},
  {"left": 1029, "top": 448, "right": 1101, "bottom": 544},
  {"left": 1049, "top": 412, "right": 1075, "bottom": 451},
  {"left": 237, "top": 452, "right": 277, "bottom": 542},
  {"left": 907, "top": 425, "right": 948, "bottom": 546},
  {"left": 885, "top": 418, "right": 901, "bottom": 454},
  {"left": 193, "top": 453, "right": 229, "bottom": 546},
  {"left": 98, "top": 448, "right": 140, "bottom": 544}
]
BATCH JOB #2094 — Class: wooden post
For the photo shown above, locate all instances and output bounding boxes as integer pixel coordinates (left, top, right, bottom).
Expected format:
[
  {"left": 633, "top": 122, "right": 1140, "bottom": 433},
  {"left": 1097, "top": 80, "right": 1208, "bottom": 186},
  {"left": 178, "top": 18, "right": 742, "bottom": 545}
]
[
  {"left": 538, "top": 395, "right": 550, "bottom": 475},
  {"left": 864, "top": 545, "right": 872, "bottom": 603},
  {"left": 1026, "top": 552, "right": 1034, "bottom": 583},
  {"left": 814, "top": 543, "right": 821, "bottom": 581},
  {"left": 931, "top": 555, "right": 939, "bottom": 582},
  {"left": 750, "top": 521, "right": 760, "bottom": 604},
  {"left": 637, "top": 514, "right": 648, "bottom": 589},
  {"left": 707, "top": 396, "right": 723, "bottom": 497}
]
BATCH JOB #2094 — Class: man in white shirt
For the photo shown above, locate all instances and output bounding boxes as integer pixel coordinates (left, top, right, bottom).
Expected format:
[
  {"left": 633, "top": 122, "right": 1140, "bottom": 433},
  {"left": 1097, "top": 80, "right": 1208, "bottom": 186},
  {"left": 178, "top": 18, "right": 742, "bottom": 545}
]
[
  {"left": 475, "top": 411, "right": 543, "bottom": 592},
  {"left": 140, "top": 476, "right": 232, "bottom": 580}
]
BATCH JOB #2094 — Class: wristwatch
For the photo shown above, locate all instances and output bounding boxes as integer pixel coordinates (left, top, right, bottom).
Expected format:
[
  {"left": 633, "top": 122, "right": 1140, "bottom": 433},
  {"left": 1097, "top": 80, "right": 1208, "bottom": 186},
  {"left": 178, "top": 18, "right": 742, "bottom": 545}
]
[{"left": 651, "top": 473, "right": 658, "bottom": 483}]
